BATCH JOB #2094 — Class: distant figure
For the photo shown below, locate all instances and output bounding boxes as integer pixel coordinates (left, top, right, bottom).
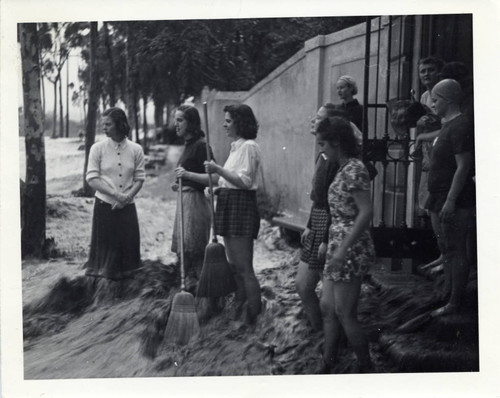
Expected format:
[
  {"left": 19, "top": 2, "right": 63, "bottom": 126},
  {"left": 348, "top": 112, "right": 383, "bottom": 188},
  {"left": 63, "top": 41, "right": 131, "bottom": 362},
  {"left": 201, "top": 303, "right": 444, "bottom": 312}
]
[
  {"left": 316, "top": 117, "right": 375, "bottom": 373},
  {"left": 426, "top": 79, "right": 475, "bottom": 317},
  {"left": 335, "top": 75, "right": 363, "bottom": 130},
  {"left": 78, "top": 130, "right": 84, "bottom": 142},
  {"left": 414, "top": 57, "right": 445, "bottom": 270},
  {"left": 84, "top": 107, "right": 145, "bottom": 282},
  {"left": 171, "top": 105, "right": 215, "bottom": 293},
  {"left": 204, "top": 104, "right": 262, "bottom": 325}
]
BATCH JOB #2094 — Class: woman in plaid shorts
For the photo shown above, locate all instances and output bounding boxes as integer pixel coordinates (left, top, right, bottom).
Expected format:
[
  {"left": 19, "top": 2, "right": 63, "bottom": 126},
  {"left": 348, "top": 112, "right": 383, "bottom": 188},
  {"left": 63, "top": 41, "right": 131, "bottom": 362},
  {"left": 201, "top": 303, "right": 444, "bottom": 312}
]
[
  {"left": 296, "top": 103, "right": 339, "bottom": 332},
  {"left": 204, "top": 104, "right": 262, "bottom": 324}
]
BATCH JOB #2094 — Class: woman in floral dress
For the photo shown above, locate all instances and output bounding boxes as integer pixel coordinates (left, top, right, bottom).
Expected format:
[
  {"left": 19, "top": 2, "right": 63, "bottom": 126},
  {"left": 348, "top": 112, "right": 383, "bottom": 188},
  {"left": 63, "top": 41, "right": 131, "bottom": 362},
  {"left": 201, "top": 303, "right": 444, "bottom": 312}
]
[{"left": 316, "top": 116, "right": 375, "bottom": 373}]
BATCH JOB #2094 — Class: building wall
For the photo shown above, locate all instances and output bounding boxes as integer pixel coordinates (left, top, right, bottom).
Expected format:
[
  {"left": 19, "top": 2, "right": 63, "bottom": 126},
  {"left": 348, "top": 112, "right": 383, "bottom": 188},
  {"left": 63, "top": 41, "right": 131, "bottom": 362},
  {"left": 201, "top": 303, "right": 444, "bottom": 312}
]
[{"left": 198, "top": 16, "right": 410, "bottom": 229}]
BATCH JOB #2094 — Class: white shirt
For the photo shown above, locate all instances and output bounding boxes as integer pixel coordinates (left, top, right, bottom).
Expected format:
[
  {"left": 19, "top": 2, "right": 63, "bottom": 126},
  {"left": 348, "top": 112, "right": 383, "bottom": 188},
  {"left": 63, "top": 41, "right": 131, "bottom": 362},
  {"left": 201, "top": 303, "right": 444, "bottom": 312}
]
[
  {"left": 218, "top": 138, "right": 261, "bottom": 190},
  {"left": 86, "top": 137, "right": 145, "bottom": 204}
]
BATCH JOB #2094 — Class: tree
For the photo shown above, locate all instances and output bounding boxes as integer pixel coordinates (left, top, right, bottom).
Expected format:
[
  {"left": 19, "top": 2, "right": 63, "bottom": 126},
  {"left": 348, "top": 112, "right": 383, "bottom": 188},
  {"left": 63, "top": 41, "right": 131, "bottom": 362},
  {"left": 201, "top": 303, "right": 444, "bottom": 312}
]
[
  {"left": 40, "top": 23, "right": 70, "bottom": 139},
  {"left": 19, "top": 23, "right": 47, "bottom": 258},
  {"left": 82, "top": 22, "right": 99, "bottom": 197}
]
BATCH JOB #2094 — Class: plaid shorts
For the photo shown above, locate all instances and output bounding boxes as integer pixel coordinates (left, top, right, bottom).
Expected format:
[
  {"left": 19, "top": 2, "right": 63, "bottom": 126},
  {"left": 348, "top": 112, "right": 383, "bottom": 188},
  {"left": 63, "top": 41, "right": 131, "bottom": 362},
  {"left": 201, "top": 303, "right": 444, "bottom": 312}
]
[
  {"left": 300, "top": 206, "right": 329, "bottom": 270},
  {"left": 214, "top": 188, "right": 260, "bottom": 239}
]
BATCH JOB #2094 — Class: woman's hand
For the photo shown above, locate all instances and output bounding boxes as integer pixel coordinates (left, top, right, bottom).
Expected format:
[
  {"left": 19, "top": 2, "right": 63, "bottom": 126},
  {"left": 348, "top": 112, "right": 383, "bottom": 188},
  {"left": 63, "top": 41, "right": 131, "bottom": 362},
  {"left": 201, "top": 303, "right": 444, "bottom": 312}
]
[
  {"left": 174, "top": 167, "right": 190, "bottom": 180},
  {"left": 440, "top": 199, "right": 456, "bottom": 222},
  {"left": 301, "top": 228, "right": 311, "bottom": 246},
  {"left": 324, "top": 247, "right": 346, "bottom": 273},
  {"left": 204, "top": 160, "right": 221, "bottom": 175},
  {"left": 171, "top": 183, "right": 179, "bottom": 192},
  {"left": 317, "top": 242, "right": 327, "bottom": 265}
]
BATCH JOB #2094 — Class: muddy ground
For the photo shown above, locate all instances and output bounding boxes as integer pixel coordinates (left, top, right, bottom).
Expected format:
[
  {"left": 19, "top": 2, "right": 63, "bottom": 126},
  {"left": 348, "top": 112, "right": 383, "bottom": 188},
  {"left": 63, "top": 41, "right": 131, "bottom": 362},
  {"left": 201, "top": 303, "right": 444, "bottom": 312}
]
[{"left": 20, "top": 137, "right": 420, "bottom": 379}]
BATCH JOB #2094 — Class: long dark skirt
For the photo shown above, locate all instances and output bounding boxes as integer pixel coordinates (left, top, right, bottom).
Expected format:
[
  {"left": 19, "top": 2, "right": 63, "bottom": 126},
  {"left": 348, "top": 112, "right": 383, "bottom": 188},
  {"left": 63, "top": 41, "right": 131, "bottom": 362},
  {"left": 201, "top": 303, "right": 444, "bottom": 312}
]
[{"left": 85, "top": 199, "right": 141, "bottom": 281}]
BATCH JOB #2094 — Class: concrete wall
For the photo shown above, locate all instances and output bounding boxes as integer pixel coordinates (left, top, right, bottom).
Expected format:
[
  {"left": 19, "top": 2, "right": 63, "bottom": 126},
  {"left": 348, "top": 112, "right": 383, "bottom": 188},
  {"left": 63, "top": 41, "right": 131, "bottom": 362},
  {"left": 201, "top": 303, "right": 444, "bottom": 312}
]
[{"left": 197, "top": 16, "right": 412, "bottom": 229}]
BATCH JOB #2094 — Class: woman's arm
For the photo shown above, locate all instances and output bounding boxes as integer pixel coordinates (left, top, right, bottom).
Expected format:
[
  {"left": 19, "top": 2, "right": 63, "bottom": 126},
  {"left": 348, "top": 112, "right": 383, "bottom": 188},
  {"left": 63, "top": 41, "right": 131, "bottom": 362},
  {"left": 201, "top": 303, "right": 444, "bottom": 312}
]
[
  {"left": 87, "top": 178, "right": 125, "bottom": 202},
  {"left": 174, "top": 167, "right": 219, "bottom": 186},
  {"left": 439, "top": 152, "right": 472, "bottom": 221},
  {"left": 204, "top": 160, "right": 250, "bottom": 190}
]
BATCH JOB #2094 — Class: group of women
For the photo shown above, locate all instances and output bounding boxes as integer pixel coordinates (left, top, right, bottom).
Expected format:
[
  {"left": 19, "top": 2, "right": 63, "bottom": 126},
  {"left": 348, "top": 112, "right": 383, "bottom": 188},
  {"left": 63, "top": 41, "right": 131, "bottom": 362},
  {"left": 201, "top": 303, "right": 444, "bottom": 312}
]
[{"left": 83, "top": 71, "right": 475, "bottom": 374}]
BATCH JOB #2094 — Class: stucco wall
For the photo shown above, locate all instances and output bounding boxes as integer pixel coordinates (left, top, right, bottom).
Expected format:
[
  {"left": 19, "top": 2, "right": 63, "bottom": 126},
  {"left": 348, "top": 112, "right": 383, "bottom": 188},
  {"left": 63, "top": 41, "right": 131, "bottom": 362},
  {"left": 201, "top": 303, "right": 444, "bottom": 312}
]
[{"left": 198, "top": 16, "right": 410, "bottom": 229}]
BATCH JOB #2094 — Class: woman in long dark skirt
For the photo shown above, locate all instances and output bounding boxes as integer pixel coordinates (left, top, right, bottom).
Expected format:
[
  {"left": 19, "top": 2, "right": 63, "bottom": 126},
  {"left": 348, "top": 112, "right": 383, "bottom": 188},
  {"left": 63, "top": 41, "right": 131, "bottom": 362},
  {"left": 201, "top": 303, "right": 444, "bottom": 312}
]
[{"left": 85, "top": 107, "right": 145, "bottom": 286}]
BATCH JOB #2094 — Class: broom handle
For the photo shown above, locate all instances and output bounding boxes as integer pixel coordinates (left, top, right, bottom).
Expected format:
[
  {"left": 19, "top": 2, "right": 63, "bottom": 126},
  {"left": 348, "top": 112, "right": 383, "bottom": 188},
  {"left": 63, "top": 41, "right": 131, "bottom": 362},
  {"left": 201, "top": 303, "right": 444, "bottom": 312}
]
[
  {"left": 179, "top": 177, "right": 186, "bottom": 291},
  {"left": 203, "top": 101, "right": 217, "bottom": 241}
]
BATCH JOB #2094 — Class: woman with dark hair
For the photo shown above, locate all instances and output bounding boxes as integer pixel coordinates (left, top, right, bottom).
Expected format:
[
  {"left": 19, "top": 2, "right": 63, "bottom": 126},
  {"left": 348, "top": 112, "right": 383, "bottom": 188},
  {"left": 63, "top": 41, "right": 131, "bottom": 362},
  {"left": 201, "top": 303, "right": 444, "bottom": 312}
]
[
  {"left": 85, "top": 107, "right": 145, "bottom": 282},
  {"left": 171, "top": 105, "right": 216, "bottom": 293},
  {"left": 204, "top": 104, "right": 262, "bottom": 324},
  {"left": 316, "top": 116, "right": 375, "bottom": 373}
]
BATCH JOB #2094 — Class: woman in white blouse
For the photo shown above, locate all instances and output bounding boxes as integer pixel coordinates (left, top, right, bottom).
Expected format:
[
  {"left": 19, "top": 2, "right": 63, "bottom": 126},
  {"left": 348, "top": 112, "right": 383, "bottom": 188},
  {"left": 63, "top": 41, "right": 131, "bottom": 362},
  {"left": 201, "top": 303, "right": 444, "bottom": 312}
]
[
  {"left": 204, "top": 104, "right": 262, "bottom": 324},
  {"left": 85, "top": 107, "right": 145, "bottom": 283}
]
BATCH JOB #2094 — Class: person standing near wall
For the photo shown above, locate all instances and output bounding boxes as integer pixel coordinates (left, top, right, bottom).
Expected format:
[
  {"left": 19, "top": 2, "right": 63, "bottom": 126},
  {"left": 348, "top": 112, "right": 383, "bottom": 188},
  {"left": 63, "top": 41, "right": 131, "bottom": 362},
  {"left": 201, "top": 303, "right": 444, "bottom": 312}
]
[
  {"left": 295, "top": 103, "right": 340, "bottom": 332},
  {"left": 171, "top": 105, "right": 216, "bottom": 295},
  {"left": 316, "top": 116, "right": 375, "bottom": 373},
  {"left": 335, "top": 75, "right": 363, "bottom": 130},
  {"left": 415, "top": 57, "right": 445, "bottom": 271},
  {"left": 204, "top": 104, "right": 262, "bottom": 325},
  {"left": 426, "top": 79, "right": 475, "bottom": 316}
]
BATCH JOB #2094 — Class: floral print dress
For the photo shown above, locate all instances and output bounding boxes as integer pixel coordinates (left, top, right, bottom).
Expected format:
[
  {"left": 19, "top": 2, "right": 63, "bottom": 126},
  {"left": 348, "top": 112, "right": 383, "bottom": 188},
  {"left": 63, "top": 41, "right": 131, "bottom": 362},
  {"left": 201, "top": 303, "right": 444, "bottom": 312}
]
[{"left": 324, "top": 158, "right": 375, "bottom": 282}]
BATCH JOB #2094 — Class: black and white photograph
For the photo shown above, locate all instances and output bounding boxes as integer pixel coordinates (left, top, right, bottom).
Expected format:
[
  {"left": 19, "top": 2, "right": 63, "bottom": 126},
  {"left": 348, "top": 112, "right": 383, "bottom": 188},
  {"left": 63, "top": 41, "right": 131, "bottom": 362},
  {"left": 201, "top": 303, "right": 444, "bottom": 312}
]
[{"left": 1, "top": 0, "right": 500, "bottom": 397}]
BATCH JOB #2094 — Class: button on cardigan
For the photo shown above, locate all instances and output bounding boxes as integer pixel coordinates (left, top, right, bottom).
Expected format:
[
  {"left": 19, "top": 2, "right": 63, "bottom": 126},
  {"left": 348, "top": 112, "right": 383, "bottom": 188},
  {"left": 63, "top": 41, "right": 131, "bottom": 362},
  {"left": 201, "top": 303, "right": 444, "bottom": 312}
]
[{"left": 86, "top": 137, "right": 146, "bottom": 204}]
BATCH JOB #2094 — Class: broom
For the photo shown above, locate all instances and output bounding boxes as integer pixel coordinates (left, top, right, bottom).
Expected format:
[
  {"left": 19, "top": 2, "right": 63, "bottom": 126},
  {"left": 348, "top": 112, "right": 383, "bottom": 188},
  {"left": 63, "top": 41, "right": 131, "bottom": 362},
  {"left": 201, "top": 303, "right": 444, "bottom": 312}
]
[
  {"left": 196, "top": 101, "right": 237, "bottom": 298},
  {"left": 164, "top": 177, "right": 201, "bottom": 345}
]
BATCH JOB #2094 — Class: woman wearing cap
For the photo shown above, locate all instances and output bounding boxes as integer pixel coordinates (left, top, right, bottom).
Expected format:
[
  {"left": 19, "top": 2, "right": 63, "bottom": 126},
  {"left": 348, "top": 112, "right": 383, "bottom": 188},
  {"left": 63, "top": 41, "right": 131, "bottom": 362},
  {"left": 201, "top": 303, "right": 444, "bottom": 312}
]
[
  {"left": 85, "top": 107, "right": 145, "bottom": 283},
  {"left": 204, "top": 104, "right": 262, "bottom": 324},
  {"left": 171, "top": 105, "right": 216, "bottom": 294},
  {"left": 316, "top": 116, "right": 375, "bottom": 373},
  {"left": 427, "top": 79, "right": 475, "bottom": 317}
]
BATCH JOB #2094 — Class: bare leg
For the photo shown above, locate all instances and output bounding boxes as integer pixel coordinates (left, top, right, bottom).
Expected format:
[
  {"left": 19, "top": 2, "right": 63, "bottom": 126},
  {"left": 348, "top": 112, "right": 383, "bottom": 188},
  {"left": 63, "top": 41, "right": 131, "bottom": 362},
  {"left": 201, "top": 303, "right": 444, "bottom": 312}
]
[
  {"left": 320, "top": 279, "right": 342, "bottom": 371},
  {"left": 224, "top": 236, "right": 261, "bottom": 323},
  {"left": 430, "top": 211, "right": 451, "bottom": 301},
  {"left": 295, "top": 261, "right": 322, "bottom": 331},
  {"left": 433, "top": 208, "right": 473, "bottom": 316},
  {"left": 329, "top": 277, "right": 372, "bottom": 371}
]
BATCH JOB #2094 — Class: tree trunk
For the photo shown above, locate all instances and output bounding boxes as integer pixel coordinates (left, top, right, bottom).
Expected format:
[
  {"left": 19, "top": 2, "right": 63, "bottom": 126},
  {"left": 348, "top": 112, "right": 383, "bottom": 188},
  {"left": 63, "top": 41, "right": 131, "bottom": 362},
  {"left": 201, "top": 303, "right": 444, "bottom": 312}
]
[
  {"left": 103, "top": 22, "right": 116, "bottom": 107},
  {"left": 51, "top": 80, "right": 57, "bottom": 138},
  {"left": 142, "top": 93, "right": 148, "bottom": 154},
  {"left": 65, "top": 60, "right": 69, "bottom": 137},
  {"left": 58, "top": 69, "right": 64, "bottom": 138},
  {"left": 125, "top": 22, "right": 136, "bottom": 141},
  {"left": 20, "top": 23, "right": 47, "bottom": 259},
  {"left": 83, "top": 22, "right": 99, "bottom": 197}
]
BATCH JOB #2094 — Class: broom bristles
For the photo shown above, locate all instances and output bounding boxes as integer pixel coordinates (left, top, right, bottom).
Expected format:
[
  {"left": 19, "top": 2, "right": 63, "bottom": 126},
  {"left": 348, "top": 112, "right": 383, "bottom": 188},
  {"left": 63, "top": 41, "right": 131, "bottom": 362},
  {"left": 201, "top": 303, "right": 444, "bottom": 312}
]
[
  {"left": 197, "top": 242, "right": 236, "bottom": 298},
  {"left": 164, "top": 291, "right": 200, "bottom": 345}
]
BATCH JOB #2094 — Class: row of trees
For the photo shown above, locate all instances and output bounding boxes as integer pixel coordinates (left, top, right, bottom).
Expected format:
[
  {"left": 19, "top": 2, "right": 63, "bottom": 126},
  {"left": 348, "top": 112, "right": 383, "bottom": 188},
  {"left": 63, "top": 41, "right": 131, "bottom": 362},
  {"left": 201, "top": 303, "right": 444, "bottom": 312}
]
[{"left": 20, "top": 16, "right": 365, "bottom": 258}]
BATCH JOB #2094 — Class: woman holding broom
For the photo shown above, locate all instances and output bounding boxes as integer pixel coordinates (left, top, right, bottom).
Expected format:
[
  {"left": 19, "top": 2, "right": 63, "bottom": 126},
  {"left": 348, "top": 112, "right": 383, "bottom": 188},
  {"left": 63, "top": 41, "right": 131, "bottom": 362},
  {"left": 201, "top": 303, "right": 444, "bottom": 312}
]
[
  {"left": 171, "top": 105, "right": 217, "bottom": 296},
  {"left": 204, "top": 104, "right": 262, "bottom": 325}
]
